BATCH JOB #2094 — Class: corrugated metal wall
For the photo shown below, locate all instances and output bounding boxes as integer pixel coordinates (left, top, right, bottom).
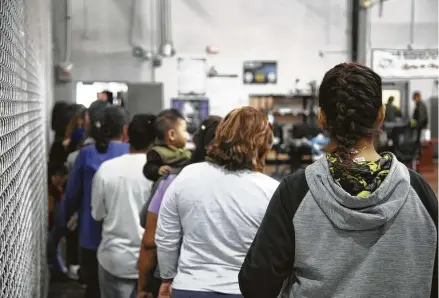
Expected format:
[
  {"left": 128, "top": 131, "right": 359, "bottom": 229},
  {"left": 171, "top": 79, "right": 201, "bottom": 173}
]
[{"left": 0, "top": 0, "right": 52, "bottom": 296}]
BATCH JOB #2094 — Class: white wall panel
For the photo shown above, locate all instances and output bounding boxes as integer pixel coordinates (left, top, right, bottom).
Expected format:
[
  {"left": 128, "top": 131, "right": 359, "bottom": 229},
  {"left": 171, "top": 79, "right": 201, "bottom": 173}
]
[
  {"left": 52, "top": 0, "right": 437, "bottom": 116},
  {"left": 156, "top": 0, "right": 350, "bottom": 116}
]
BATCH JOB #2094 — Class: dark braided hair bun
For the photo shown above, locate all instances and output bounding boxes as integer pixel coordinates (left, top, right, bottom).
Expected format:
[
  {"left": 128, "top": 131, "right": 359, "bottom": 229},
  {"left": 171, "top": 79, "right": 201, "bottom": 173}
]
[
  {"left": 95, "top": 106, "right": 127, "bottom": 153},
  {"left": 319, "top": 63, "right": 382, "bottom": 177}
]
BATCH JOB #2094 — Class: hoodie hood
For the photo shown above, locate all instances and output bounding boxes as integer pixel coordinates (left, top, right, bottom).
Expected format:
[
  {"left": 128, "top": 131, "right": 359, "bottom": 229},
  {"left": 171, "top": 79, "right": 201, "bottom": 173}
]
[{"left": 305, "top": 153, "right": 410, "bottom": 231}]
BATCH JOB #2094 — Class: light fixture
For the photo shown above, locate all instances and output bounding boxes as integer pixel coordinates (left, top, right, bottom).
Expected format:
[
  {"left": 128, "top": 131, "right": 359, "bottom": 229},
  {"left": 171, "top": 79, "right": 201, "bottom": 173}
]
[{"left": 363, "top": 0, "right": 372, "bottom": 8}]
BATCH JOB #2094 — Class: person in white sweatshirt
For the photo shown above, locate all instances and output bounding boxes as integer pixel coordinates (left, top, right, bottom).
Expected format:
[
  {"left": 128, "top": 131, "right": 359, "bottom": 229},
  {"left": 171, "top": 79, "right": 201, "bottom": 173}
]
[
  {"left": 91, "top": 114, "right": 156, "bottom": 298},
  {"left": 155, "top": 107, "right": 279, "bottom": 298}
]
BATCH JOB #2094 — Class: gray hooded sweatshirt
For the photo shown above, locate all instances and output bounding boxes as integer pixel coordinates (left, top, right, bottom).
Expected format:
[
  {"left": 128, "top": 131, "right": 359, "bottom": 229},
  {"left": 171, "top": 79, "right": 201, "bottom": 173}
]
[{"left": 240, "top": 154, "right": 437, "bottom": 298}]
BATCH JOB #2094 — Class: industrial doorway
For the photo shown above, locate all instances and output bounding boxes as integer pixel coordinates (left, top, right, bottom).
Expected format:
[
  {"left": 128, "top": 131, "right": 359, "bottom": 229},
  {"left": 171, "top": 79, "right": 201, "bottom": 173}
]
[{"left": 382, "top": 81, "right": 410, "bottom": 119}]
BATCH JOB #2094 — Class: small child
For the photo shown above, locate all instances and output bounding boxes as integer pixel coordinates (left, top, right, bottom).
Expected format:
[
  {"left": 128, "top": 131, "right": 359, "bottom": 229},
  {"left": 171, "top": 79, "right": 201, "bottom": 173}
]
[
  {"left": 143, "top": 109, "right": 192, "bottom": 182},
  {"left": 48, "top": 163, "right": 68, "bottom": 230}
]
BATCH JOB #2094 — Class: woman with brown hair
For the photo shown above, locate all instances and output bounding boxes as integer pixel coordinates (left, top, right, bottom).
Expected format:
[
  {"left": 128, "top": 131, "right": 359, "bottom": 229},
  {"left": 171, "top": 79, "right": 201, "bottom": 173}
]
[
  {"left": 64, "top": 105, "right": 89, "bottom": 155},
  {"left": 154, "top": 107, "right": 279, "bottom": 298}
]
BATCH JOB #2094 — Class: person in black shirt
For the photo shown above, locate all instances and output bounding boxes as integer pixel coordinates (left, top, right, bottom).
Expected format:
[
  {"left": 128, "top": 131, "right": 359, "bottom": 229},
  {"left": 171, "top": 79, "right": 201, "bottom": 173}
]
[
  {"left": 411, "top": 91, "right": 429, "bottom": 143},
  {"left": 411, "top": 91, "right": 429, "bottom": 129}
]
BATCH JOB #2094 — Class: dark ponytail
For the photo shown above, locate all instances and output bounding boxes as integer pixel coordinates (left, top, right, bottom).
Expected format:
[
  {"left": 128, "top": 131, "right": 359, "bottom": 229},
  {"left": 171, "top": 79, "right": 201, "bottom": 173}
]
[
  {"left": 95, "top": 106, "right": 127, "bottom": 153},
  {"left": 191, "top": 116, "right": 222, "bottom": 163},
  {"left": 319, "top": 63, "right": 382, "bottom": 178},
  {"left": 128, "top": 114, "right": 157, "bottom": 151}
]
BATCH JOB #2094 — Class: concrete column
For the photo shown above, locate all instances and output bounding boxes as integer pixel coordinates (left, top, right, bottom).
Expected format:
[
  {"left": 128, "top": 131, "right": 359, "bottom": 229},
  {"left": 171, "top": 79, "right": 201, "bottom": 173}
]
[
  {"left": 350, "top": 0, "right": 370, "bottom": 65},
  {"left": 356, "top": 1, "right": 370, "bottom": 65}
]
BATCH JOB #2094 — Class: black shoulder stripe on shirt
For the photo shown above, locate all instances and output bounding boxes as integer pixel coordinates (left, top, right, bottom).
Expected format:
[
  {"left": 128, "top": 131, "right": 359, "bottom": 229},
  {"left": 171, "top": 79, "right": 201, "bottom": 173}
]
[
  {"left": 239, "top": 169, "right": 309, "bottom": 298},
  {"left": 239, "top": 168, "right": 437, "bottom": 298},
  {"left": 408, "top": 169, "right": 438, "bottom": 298},
  {"left": 408, "top": 169, "right": 438, "bottom": 226}
]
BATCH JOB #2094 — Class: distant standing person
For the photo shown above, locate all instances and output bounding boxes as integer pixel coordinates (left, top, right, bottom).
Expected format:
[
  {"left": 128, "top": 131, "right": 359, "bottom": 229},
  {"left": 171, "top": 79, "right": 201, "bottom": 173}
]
[
  {"left": 98, "top": 90, "right": 114, "bottom": 104},
  {"left": 384, "top": 96, "right": 401, "bottom": 122},
  {"left": 411, "top": 91, "right": 429, "bottom": 142},
  {"left": 88, "top": 90, "right": 113, "bottom": 116}
]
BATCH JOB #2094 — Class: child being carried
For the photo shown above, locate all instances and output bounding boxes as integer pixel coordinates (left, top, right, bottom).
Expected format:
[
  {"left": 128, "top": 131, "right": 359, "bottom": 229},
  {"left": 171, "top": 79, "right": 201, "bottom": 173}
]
[{"left": 143, "top": 108, "right": 192, "bottom": 182}]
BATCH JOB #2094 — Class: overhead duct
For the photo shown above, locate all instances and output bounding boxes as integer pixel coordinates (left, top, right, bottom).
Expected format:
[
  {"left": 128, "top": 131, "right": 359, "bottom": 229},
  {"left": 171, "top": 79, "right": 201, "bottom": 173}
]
[
  {"left": 409, "top": 0, "right": 415, "bottom": 48},
  {"left": 159, "top": 0, "right": 175, "bottom": 57},
  {"left": 129, "top": 0, "right": 153, "bottom": 59},
  {"left": 64, "top": 0, "right": 72, "bottom": 64},
  {"left": 57, "top": 0, "right": 73, "bottom": 82}
]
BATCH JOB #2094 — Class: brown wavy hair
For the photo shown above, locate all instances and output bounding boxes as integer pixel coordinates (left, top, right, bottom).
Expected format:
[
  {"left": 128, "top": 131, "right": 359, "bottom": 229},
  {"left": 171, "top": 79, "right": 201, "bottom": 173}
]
[
  {"left": 65, "top": 106, "right": 87, "bottom": 140},
  {"left": 207, "top": 107, "right": 273, "bottom": 172}
]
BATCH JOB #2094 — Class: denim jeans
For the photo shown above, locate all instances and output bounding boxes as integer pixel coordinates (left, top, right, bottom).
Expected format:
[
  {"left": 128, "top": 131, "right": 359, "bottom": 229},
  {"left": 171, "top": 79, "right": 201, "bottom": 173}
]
[
  {"left": 98, "top": 264, "right": 137, "bottom": 298},
  {"left": 172, "top": 290, "right": 243, "bottom": 298}
]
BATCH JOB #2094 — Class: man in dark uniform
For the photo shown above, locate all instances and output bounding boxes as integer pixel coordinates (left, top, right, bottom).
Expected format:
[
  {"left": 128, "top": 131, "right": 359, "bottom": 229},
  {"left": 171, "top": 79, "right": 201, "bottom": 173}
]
[{"left": 411, "top": 91, "right": 429, "bottom": 143}]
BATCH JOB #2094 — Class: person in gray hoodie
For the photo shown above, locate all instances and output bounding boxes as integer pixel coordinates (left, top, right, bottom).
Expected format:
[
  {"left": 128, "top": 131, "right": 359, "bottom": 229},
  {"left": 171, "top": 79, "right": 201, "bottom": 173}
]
[{"left": 239, "top": 63, "right": 437, "bottom": 298}]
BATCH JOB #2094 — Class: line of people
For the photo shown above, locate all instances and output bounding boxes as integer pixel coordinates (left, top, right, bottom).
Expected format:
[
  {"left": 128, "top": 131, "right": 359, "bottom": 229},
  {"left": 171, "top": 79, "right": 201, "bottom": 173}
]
[
  {"left": 48, "top": 63, "right": 437, "bottom": 298},
  {"left": 48, "top": 90, "right": 115, "bottom": 281}
]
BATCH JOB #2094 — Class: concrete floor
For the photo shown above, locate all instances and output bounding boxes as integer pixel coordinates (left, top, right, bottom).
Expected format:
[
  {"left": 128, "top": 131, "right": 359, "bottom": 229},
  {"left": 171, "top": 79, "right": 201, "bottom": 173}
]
[{"left": 48, "top": 281, "right": 84, "bottom": 298}]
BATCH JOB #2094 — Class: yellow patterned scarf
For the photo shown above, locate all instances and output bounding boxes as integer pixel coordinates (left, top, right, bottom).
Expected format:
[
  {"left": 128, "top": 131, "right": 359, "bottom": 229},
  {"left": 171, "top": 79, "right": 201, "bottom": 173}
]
[{"left": 327, "top": 153, "right": 393, "bottom": 198}]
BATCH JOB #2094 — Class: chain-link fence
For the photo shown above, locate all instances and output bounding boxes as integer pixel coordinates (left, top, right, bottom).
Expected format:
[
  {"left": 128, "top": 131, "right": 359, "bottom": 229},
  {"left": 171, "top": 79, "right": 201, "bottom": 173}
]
[{"left": 0, "top": 0, "right": 52, "bottom": 296}]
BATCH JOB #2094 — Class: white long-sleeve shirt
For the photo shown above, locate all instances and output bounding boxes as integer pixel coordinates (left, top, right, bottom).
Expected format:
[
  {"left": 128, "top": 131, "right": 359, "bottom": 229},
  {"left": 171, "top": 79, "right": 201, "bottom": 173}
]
[
  {"left": 91, "top": 153, "right": 153, "bottom": 279},
  {"left": 155, "top": 162, "right": 279, "bottom": 294}
]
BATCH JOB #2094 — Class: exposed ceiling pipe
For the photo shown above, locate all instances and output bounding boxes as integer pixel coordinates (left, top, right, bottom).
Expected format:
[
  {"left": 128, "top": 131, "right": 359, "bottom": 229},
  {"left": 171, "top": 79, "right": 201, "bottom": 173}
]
[
  {"left": 128, "top": 0, "right": 139, "bottom": 48},
  {"left": 57, "top": 0, "right": 73, "bottom": 81},
  {"left": 158, "top": 0, "right": 165, "bottom": 50},
  {"left": 81, "top": 0, "right": 89, "bottom": 39},
  {"left": 128, "top": 0, "right": 154, "bottom": 60},
  {"left": 159, "top": 0, "right": 175, "bottom": 57},
  {"left": 150, "top": 0, "right": 161, "bottom": 77},
  {"left": 409, "top": 0, "right": 415, "bottom": 48},
  {"left": 64, "top": 0, "right": 72, "bottom": 63},
  {"left": 150, "top": 0, "right": 158, "bottom": 53}
]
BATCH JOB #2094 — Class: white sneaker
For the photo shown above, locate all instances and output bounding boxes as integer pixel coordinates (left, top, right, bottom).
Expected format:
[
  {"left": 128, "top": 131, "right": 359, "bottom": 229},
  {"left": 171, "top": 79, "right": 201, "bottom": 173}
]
[{"left": 67, "top": 265, "right": 80, "bottom": 280}]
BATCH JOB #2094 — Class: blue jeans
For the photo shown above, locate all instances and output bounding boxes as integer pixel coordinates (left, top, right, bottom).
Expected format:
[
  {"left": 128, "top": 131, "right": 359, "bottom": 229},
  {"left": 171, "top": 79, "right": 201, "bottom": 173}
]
[
  {"left": 98, "top": 264, "right": 137, "bottom": 298},
  {"left": 172, "top": 290, "right": 243, "bottom": 298}
]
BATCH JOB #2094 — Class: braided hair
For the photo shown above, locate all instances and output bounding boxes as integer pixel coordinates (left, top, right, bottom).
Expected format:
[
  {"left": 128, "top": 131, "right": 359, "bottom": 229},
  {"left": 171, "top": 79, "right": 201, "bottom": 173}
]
[
  {"left": 319, "top": 63, "right": 382, "bottom": 178},
  {"left": 95, "top": 106, "right": 127, "bottom": 153}
]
